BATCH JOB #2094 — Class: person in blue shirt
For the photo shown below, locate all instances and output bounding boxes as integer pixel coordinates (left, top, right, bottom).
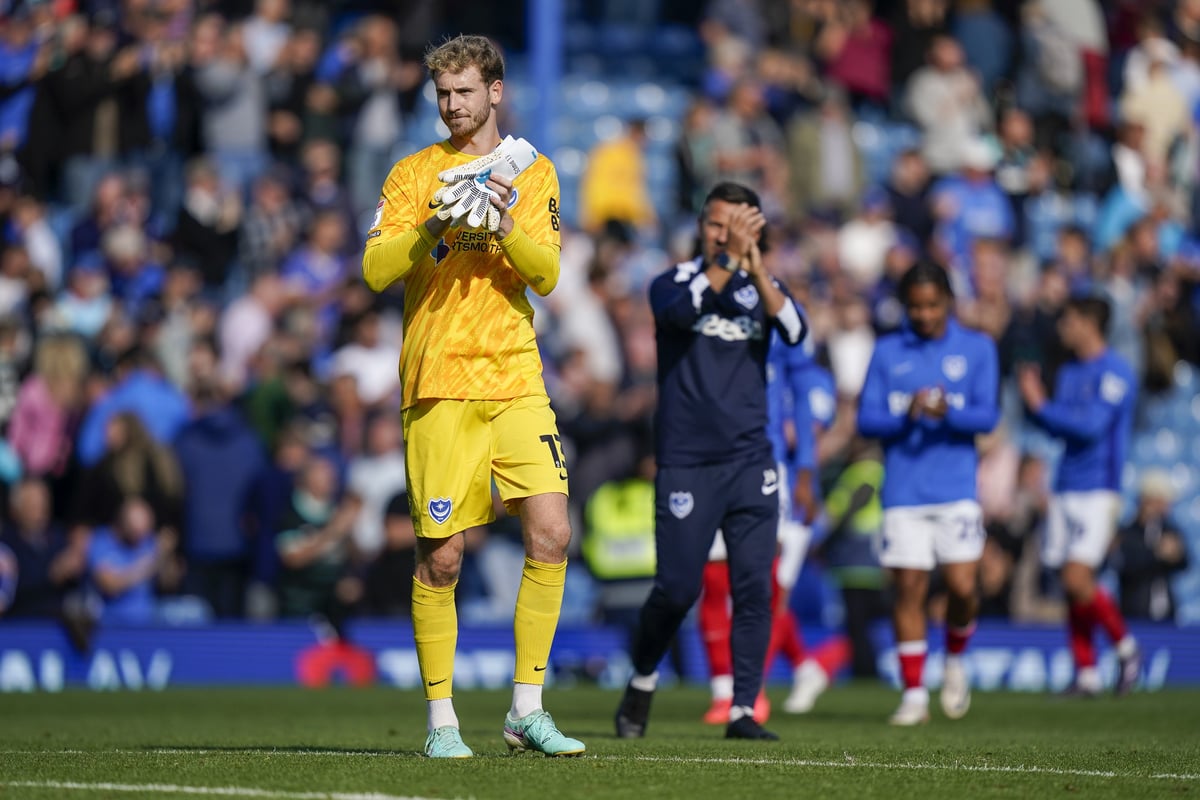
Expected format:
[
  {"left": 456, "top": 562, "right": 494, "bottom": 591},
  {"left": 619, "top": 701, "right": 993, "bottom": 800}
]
[
  {"left": 87, "top": 497, "right": 167, "bottom": 625},
  {"left": 858, "top": 262, "right": 999, "bottom": 726},
  {"left": 1018, "top": 296, "right": 1141, "bottom": 697},
  {"left": 615, "top": 182, "right": 806, "bottom": 742}
]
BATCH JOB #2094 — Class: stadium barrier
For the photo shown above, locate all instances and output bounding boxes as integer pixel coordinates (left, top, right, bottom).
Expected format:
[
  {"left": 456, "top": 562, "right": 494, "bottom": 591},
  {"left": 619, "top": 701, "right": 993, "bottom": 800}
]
[{"left": 0, "top": 621, "right": 1195, "bottom": 692}]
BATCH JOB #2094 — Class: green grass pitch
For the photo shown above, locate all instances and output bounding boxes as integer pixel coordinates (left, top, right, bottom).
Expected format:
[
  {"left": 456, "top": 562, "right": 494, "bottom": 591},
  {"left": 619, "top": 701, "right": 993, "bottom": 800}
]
[{"left": 1, "top": 684, "right": 1197, "bottom": 799}]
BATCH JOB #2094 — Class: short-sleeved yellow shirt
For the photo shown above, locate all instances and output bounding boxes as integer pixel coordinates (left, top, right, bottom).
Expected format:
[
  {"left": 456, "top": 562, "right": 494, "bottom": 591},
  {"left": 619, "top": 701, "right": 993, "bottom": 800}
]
[{"left": 365, "top": 141, "right": 562, "bottom": 409}]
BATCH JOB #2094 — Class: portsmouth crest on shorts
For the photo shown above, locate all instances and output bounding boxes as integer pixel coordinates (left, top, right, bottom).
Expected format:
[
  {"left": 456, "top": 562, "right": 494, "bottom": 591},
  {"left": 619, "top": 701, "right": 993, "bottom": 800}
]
[
  {"left": 942, "top": 354, "right": 967, "bottom": 382},
  {"left": 733, "top": 285, "right": 759, "bottom": 310},
  {"left": 428, "top": 497, "right": 453, "bottom": 525},
  {"left": 668, "top": 491, "right": 694, "bottom": 520}
]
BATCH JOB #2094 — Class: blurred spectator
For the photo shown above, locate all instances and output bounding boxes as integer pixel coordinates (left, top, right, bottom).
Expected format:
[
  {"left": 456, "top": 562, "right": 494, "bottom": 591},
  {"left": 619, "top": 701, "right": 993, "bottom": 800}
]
[
  {"left": 837, "top": 187, "right": 897, "bottom": 291},
  {"left": 868, "top": 232, "right": 920, "bottom": 334},
  {"left": 0, "top": 478, "right": 81, "bottom": 618},
  {"left": 338, "top": 14, "right": 409, "bottom": 222},
  {"left": 787, "top": 87, "right": 863, "bottom": 221},
  {"left": 192, "top": 14, "right": 269, "bottom": 196},
  {"left": 8, "top": 333, "right": 87, "bottom": 479},
  {"left": 1014, "top": 0, "right": 1083, "bottom": 154},
  {"left": 1001, "top": 266, "right": 1069, "bottom": 377},
  {"left": 345, "top": 413, "right": 406, "bottom": 561},
  {"left": 75, "top": 347, "right": 190, "bottom": 467},
  {"left": 951, "top": 0, "right": 1010, "bottom": 96},
  {"left": 884, "top": 147, "right": 933, "bottom": 248},
  {"left": 581, "top": 450, "right": 656, "bottom": 638},
  {"left": 580, "top": 119, "right": 656, "bottom": 236},
  {"left": 329, "top": 306, "right": 400, "bottom": 408},
  {"left": 958, "top": 237, "right": 1013, "bottom": 342},
  {"left": 242, "top": 0, "right": 293, "bottom": 74},
  {"left": 49, "top": 14, "right": 144, "bottom": 215},
  {"left": 905, "top": 34, "right": 992, "bottom": 175},
  {"left": 103, "top": 223, "right": 164, "bottom": 314},
  {"left": 675, "top": 97, "right": 718, "bottom": 216},
  {"left": 219, "top": 272, "right": 287, "bottom": 394},
  {"left": 274, "top": 455, "right": 359, "bottom": 624},
  {"left": 11, "top": 196, "right": 61, "bottom": 291},
  {"left": 360, "top": 490, "right": 416, "bottom": 617},
  {"left": 264, "top": 26, "right": 329, "bottom": 161},
  {"left": 817, "top": 437, "right": 886, "bottom": 678},
  {"left": 710, "top": 79, "right": 787, "bottom": 209},
  {"left": 816, "top": 0, "right": 891, "bottom": 109},
  {"left": 74, "top": 410, "right": 184, "bottom": 537},
  {"left": 993, "top": 108, "right": 1037, "bottom": 232},
  {"left": 298, "top": 138, "right": 355, "bottom": 238},
  {"left": 52, "top": 256, "right": 113, "bottom": 339},
  {"left": 175, "top": 383, "right": 267, "bottom": 618},
  {"left": 889, "top": 0, "right": 948, "bottom": 96},
  {"left": 86, "top": 495, "right": 176, "bottom": 624},
  {"left": 1114, "top": 470, "right": 1190, "bottom": 622},
  {"left": 172, "top": 157, "right": 242, "bottom": 295},
  {"left": 240, "top": 167, "right": 307, "bottom": 279},
  {"left": 1120, "top": 53, "right": 1189, "bottom": 173},
  {"left": 1123, "top": 15, "right": 1180, "bottom": 96},
  {"left": 930, "top": 138, "right": 1014, "bottom": 283}
]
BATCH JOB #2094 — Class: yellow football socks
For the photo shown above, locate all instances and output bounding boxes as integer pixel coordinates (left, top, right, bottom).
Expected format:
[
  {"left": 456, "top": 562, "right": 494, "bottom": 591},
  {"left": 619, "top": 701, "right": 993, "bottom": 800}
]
[
  {"left": 513, "top": 557, "right": 567, "bottom": 685},
  {"left": 412, "top": 577, "right": 457, "bottom": 701}
]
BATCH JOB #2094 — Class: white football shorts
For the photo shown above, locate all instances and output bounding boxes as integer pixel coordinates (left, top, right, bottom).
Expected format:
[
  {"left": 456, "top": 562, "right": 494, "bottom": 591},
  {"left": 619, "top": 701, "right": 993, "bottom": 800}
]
[
  {"left": 878, "top": 499, "right": 985, "bottom": 571},
  {"left": 1042, "top": 490, "right": 1121, "bottom": 569}
]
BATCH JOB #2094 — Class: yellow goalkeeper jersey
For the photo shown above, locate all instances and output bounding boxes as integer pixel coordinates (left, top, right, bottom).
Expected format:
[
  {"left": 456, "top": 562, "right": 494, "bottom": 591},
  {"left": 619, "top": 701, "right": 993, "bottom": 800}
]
[{"left": 365, "top": 140, "right": 562, "bottom": 408}]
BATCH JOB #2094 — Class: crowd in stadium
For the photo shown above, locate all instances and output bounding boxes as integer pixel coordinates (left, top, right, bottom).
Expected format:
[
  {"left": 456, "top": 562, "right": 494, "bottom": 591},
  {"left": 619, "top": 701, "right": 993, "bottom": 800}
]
[{"left": 0, "top": 0, "right": 1194, "bottom": 648}]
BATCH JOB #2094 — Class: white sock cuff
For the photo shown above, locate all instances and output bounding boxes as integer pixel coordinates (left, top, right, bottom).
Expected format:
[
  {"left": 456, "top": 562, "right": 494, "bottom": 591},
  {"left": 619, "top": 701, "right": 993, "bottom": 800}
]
[
  {"left": 728, "top": 704, "right": 755, "bottom": 722},
  {"left": 711, "top": 674, "right": 734, "bottom": 699},
  {"left": 897, "top": 640, "right": 928, "bottom": 656},
  {"left": 427, "top": 697, "right": 458, "bottom": 731},
  {"left": 630, "top": 671, "right": 659, "bottom": 692},
  {"left": 1116, "top": 636, "right": 1138, "bottom": 659}
]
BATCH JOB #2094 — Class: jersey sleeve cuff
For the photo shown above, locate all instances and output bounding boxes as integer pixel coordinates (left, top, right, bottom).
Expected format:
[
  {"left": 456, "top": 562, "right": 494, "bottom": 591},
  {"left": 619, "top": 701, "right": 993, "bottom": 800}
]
[{"left": 775, "top": 298, "right": 805, "bottom": 344}]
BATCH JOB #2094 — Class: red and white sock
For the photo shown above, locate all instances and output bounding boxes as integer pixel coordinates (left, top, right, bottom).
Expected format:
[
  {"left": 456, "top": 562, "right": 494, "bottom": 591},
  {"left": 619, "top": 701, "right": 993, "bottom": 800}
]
[
  {"left": 1090, "top": 589, "right": 1129, "bottom": 646},
  {"left": 946, "top": 621, "right": 976, "bottom": 657},
  {"left": 1068, "top": 601, "right": 1097, "bottom": 671},
  {"left": 896, "top": 640, "right": 927, "bottom": 691}
]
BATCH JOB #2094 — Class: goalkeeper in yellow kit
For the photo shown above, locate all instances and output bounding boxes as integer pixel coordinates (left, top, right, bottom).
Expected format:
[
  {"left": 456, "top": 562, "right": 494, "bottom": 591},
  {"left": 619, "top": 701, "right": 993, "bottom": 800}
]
[{"left": 362, "top": 35, "right": 583, "bottom": 759}]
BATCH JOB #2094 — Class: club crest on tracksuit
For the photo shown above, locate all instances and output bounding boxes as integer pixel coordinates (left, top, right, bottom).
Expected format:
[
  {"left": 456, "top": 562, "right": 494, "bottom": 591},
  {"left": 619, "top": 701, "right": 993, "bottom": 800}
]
[
  {"left": 734, "top": 285, "right": 759, "bottom": 310},
  {"left": 428, "top": 497, "right": 453, "bottom": 524},
  {"left": 668, "top": 491, "right": 694, "bottom": 519}
]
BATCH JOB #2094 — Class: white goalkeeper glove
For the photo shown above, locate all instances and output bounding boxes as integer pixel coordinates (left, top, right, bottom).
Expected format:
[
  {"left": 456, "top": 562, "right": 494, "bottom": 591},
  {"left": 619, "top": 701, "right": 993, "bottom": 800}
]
[
  {"left": 436, "top": 176, "right": 502, "bottom": 232},
  {"left": 436, "top": 135, "right": 539, "bottom": 184}
]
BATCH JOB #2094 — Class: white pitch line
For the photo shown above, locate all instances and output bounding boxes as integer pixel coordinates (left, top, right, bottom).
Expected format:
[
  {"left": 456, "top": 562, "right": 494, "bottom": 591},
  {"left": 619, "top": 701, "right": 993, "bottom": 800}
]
[
  {"left": 1, "top": 781, "right": 441, "bottom": 800},
  {"left": 620, "top": 755, "right": 1200, "bottom": 781},
  {"left": 3, "top": 749, "right": 1197, "bottom": 783}
]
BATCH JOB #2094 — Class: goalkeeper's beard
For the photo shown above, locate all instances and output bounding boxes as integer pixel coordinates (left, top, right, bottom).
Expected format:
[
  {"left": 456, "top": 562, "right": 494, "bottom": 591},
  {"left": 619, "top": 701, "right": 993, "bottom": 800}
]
[{"left": 445, "top": 104, "right": 493, "bottom": 141}]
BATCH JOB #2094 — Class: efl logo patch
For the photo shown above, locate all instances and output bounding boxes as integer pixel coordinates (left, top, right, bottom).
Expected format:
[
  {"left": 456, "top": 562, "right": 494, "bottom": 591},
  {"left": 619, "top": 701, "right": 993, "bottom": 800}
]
[
  {"left": 371, "top": 199, "right": 384, "bottom": 230},
  {"left": 428, "top": 497, "right": 453, "bottom": 525},
  {"left": 733, "top": 285, "right": 759, "bottom": 310},
  {"left": 668, "top": 491, "right": 694, "bottom": 520},
  {"left": 942, "top": 355, "right": 967, "bottom": 382}
]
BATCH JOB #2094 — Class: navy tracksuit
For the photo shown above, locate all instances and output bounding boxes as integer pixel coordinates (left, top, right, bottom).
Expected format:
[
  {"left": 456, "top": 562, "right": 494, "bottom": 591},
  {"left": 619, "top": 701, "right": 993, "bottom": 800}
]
[{"left": 629, "top": 257, "right": 805, "bottom": 708}]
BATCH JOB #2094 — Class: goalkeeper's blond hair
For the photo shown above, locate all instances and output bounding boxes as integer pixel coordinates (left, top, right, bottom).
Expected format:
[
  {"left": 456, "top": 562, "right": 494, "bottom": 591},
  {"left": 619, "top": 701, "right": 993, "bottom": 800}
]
[{"left": 425, "top": 35, "right": 505, "bottom": 86}]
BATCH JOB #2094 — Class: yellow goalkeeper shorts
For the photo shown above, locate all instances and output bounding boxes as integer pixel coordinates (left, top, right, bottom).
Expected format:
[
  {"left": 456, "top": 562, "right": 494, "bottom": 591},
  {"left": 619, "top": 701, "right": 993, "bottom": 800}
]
[{"left": 401, "top": 395, "right": 570, "bottom": 538}]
